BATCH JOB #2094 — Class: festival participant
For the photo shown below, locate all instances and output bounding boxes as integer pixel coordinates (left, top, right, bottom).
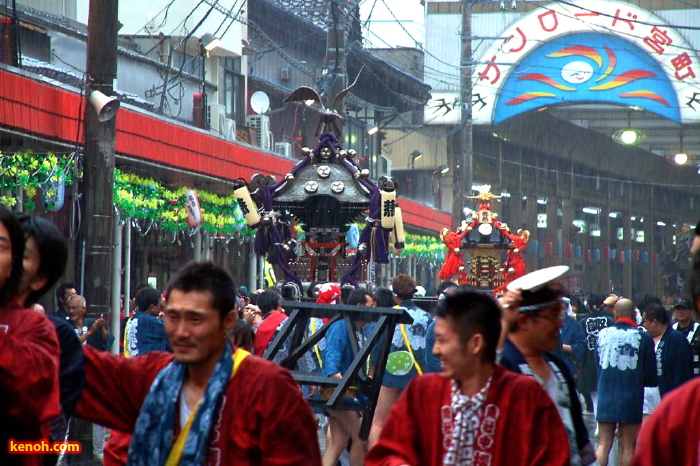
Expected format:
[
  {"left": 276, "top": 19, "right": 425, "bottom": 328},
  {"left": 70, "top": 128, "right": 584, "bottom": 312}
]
[
  {"left": 108, "top": 287, "right": 170, "bottom": 465},
  {"left": 17, "top": 214, "right": 84, "bottom": 465},
  {"left": 368, "top": 274, "right": 430, "bottom": 448},
  {"left": 322, "top": 288, "right": 373, "bottom": 466},
  {"left": 577, "top": 293, "right": 614, "bottom": 415},
  {"left": 437, "top": 222, "right": 470, "bottom": 281},
  {"left": 65, "top": 294, "right": 114, "bottom": 462},
  {"left": 641, "top": 303, "right": 693, "bottom": 397},
  {"left": 670, "top": 296, "right": 700, "bottom": 376},
  {"left": 499, "top": 271, "right": 596, "bottom": 465},
  {"left": 123, "top": 287, "right": 169, "bottom": 357},
  {"left": 596, "top": 298, "right": 657, "bottom": 466},
  {"left": 0, "top": 206, "right": 61, "bottom": 466},
  {"left": 252, "top": 289, "right": 287, "bottom": 356},
  {"left": 557, "top": 297, "right": 586, "bottom": 383},
  {"left": 54, "top": 282, "right": 77, "bottom": 321},
  {"left": 74, "top": 261, "right": 320, "bottom": 465},
  {"left": 366, "top": 290, "right": 570, "bottom": 465}
]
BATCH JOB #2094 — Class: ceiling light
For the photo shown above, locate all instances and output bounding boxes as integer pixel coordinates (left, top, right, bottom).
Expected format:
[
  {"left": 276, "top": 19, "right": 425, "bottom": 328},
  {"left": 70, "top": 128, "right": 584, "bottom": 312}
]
[
  {"left": 613, "top": 128, "right": 645, "bottom": 145},
  {"left": 582, "top": 207, "right": 599, "bottom": 215},
  {"left": 609, "top": 212, "right": 620, "bottom": 218},
  {"left": 367, "top": 125, "right": 379, "bottom": 135},
  {"left": 674, "top": 152, "right": 689, "bottom": 165}
]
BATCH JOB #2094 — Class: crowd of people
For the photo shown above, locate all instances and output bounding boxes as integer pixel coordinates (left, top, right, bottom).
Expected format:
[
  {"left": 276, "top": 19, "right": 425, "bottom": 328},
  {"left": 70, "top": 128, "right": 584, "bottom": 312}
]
[{"left": 2, "top": 202, "right": 700, "bottom": 465}]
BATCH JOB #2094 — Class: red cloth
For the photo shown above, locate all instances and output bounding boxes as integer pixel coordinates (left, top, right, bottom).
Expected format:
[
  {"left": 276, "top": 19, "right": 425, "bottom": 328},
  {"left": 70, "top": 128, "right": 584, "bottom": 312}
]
[
  {"left": 365, "top": 365, "right": 570, "bottom": 466},
  {"left": 438, "top": 230, "right": 467, "bottom": 280},
  {"left": 104, "top": 430, "right": 131, "bottom": 466},
  {"left": 632, "top": 377, "right": 700, "bottom": 466},
  {"left": 253, "top": 311, "right": 287, "bottom": 356},
  {"left": 316, "top": 283, "right": 340, "bottom": 304},
  {"left": 76, "top": 347, "right": 321, "bottom": 465},
  {"left": 506, "top": 235, "right": 528, "bottom": 278},
  {"left": 0, "top": 302, "right": 61, "bottom": 466}
]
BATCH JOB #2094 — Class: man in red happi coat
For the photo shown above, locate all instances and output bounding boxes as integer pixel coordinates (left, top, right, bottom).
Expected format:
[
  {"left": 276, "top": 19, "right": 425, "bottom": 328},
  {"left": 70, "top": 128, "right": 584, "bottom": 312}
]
[
  {"left": 74, "top": 262, "right": 320, "bottom": 465},
  {"left": 0, "top": 207, "right": 61, "bottom": 466},
  {"left": 366, "top": 289, "right": 569, "bottom": 466}
]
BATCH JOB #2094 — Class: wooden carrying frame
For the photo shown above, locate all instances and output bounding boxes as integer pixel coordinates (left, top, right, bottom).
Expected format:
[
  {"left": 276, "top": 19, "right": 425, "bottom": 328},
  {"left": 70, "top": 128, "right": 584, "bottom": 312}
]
[{"left": 263, "top": 300, "right": 413, "bottom": 440}]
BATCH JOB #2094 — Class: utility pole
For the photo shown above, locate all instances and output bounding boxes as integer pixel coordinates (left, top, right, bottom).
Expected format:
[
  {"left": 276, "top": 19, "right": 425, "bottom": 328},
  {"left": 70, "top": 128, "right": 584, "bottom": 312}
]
[
  {"left": 325, "top": 0, "right": 347, "bottom": 108},
  {"left": 82, "top": 0, "right": 119, "bottom": 320},
  {"left": 453, "top": 0, "right": 473, "bottom": 228}
]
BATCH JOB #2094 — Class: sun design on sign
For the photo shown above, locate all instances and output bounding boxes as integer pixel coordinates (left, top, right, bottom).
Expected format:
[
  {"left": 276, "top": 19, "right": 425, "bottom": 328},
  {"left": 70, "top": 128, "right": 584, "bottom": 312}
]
[{"left": 507, "top": 44, "right": 669, "bottom": 106}]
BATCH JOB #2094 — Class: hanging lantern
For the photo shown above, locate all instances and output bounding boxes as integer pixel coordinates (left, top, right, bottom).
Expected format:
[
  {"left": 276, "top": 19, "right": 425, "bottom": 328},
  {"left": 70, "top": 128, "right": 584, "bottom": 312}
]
[
  {"left": 41, "top": 176, "right": 66, "bottom": 212},
  {"left": 530, "top": 239, "right": 539, "bottom": 255},
  {"left": 625, "top": 249, "right": 632, "bottom": 262},
  {"left": 617, "top": 250, "right": 624, "bottom": 263},
  {"left": 584, "top": 249, "right": 590, "bottom": 263},
  {"left": 556, "top": 241, "right": 563, "bottom": 257},
  {"left": 233, "top": 182, "right": 261, "bottom": 227},
  {"left": 380, "top": 190, "right": 397, "bottom": 229},
  {"left": 603, "top": 246, "right": 610, "bottom": 259},
  {"left": 545, "top": 241, "right": 553, "bottom": 257},
  {"left": 642, "top": 251, "right": 649, "bottom": 264},
  {"left": 633, "top": 250, "right": 640, "bottom": 262},
  {"left": 565, "top": 242, "right": 573, "bottom": 258},
  {"left": 574, "top": 245, "right": 582, "bottom": 259},
  {"left": 593, "top": 249, "right": 601, "bottom": 262},
  {"left": 652, "top": 253, "right": 659, "bottom": 265},
  {"left": 184, "top": 190, "right": 202, "bottom": 228}
]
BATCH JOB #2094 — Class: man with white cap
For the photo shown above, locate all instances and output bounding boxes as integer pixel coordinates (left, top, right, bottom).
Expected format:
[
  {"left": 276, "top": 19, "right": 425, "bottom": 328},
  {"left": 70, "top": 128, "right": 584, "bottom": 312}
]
[{"left": 499, "top": 266, "right": 596, "bottom": 466}]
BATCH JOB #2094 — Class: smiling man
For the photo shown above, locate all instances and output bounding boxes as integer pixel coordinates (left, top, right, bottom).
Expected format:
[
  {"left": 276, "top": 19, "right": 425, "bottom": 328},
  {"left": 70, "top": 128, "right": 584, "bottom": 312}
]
[
  {"left": 74, "top": 261, "right": 320, "bottom": 465},
  {"left": 366, "top": 290, "right": 569, "bottom": 466}
]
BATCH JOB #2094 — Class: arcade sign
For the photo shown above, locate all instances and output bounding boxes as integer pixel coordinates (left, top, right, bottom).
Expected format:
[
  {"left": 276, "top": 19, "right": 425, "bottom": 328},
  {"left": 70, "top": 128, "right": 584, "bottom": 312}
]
[{"left": 466, "top": 0, "right": 700, "bottom": 125}]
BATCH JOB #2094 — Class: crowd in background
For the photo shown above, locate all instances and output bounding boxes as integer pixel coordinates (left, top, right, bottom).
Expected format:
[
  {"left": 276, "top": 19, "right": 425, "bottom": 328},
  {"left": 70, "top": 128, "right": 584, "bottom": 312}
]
[{"left": 2, "top": 202, "right": 700, "bottom": 465}]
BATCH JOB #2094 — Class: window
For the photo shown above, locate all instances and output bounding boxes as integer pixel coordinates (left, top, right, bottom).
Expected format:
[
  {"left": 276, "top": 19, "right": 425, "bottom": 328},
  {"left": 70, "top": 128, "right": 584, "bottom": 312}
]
[
  {"left": 173, "top": 50, "right": 202, "bottom": 77},
  {"left": 223, "top": 57, "right": 244, "bottom": 126}
]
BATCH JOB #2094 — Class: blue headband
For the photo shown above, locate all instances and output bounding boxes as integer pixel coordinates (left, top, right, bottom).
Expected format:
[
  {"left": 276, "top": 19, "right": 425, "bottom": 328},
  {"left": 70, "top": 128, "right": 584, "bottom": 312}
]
[{"left": 519, "top": 299, "right": 563, "bottom": 312}]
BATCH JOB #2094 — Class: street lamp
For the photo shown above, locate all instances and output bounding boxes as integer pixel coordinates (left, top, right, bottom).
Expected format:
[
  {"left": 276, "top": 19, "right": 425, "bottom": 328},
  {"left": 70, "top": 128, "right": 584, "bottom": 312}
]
[
  {"left": 199, "top": 33, "right": 221, "bottom": 130},
  {"left": 433, "top": 164, "right": 450, "bottom": 209},
  {"left": 409, "top": 150, "right": 422, "bottom": 198}
]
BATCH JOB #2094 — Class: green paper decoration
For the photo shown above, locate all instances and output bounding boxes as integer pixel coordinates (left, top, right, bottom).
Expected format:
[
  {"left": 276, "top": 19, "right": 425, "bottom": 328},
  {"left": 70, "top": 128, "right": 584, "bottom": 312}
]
[
  {"left": 114, "top": 170, "right": 252, "bottom": 236},
  {"left": 0, "top": 151, "right": 75, "bottom": 211},
  {"left": 0, "top": 151, "right": 445, "bottom": 256}
]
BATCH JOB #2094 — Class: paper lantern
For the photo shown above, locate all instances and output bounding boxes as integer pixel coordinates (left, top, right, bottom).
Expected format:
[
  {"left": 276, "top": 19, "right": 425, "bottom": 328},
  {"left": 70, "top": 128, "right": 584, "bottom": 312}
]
[
  {"left": 545, "top": 241, "right": 553, "bottom": 257},
  {"left": 184, "top": 190, "right": 202, "bottom": 228}
]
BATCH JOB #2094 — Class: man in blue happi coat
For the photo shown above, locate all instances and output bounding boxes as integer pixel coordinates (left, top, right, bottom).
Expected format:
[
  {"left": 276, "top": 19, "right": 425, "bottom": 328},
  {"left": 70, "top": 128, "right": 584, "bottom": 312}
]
[{"left": 595, "top": 298, "right": 657, "bottom": 466}]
